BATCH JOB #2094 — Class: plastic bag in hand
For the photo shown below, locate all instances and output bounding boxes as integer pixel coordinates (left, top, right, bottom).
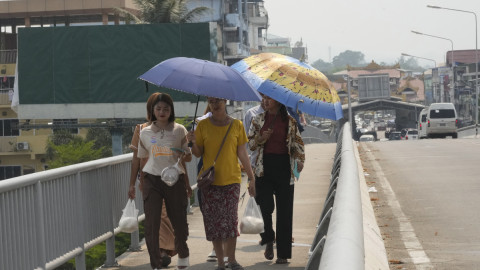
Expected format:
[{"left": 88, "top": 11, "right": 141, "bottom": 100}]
[
  {"left": 118, "top": 199, "right": 139, "bottom": 233},
  {"left": 239, "top": 196, "right": 264, "bottom": 234},
  {"left": 161, "top": 157, "right": 185, "bottom": 186}
]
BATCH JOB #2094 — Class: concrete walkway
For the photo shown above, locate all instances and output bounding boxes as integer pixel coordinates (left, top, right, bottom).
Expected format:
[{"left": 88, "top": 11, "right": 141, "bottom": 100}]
[{"left": 110, "top": 144, "right": 336, "bottom": 270}]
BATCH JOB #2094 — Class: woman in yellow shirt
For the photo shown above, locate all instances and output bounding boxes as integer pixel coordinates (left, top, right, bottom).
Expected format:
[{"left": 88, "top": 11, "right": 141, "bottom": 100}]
[{"left": 188, "top": 97, "right": 256, "bottom": 270}]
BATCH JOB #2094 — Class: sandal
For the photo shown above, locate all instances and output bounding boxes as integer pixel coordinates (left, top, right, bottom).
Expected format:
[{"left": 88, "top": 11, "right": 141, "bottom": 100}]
[
  {"left": 228, "top": 262, "right": 244, "bottom": 270},
  {"left": 264, "top": 242, "right": 274, "bottom": 260},
  {"left": 176, "top": 256, "right": 189, "bottom": 269},
  {"left": 275, "top": 258, "right": 288, "bottom": 264}
]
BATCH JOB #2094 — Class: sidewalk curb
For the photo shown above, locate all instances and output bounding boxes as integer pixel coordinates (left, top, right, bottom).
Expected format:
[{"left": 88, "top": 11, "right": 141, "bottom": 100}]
[{"left": 353, "top": 141, "right": 390, "bottom": 270}]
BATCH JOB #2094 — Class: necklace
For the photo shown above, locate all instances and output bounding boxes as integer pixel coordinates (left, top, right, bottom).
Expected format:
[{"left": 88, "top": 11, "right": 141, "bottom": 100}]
[{"left": 160, "top": 128, "right": 165, "bottom": 139}]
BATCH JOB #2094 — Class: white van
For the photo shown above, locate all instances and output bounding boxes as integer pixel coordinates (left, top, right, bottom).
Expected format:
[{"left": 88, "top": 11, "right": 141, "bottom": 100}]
[
  {"left": 426, "top": 103, "right": 458, "bottom": 139},
  {"left": 417, "top": 109, "right": 428, "bottom": 139}
]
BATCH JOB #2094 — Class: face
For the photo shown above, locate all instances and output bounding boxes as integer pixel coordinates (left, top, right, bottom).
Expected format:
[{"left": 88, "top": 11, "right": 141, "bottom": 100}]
[
  {"left": 207, "top": 97, "right": 226, "bottom": 113},
  {"left": 153, "top": 101, "right": 171, "bottom": 122},
  {"left": 263, "top": 95, "right": 280, "bottom": 111}
]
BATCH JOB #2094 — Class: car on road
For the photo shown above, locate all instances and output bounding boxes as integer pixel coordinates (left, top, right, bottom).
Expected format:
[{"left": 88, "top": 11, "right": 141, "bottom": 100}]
[
  {"left": 359, "top": 134, "right": 375, "bottom": 142},
  {"left": 389, "top": 131, "right": 402, "bottom": 140},
  {"left": 417, "top": 109, "right": 428, "bottom": 139},
  {"left": 426, "top": 103, "right": 458, "bottom": 139},
  {"left": 404, "top": 129, "right": 419, "bottom": 140}
]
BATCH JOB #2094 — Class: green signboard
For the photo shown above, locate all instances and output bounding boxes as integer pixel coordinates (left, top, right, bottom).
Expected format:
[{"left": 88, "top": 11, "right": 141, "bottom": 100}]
[{"left": 18, "top": 23, "right": 214, "bottom": 105}]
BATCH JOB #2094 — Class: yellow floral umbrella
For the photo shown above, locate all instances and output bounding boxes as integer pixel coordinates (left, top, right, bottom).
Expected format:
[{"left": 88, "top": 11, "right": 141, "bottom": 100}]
[{"left": 232, "top": 53, "right": 343, "bottom": 120}]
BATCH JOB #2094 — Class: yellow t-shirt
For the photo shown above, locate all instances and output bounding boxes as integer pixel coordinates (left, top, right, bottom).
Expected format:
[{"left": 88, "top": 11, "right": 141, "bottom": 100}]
[{"left": 195, "top": 118, "right": 247, "bottom": 186}]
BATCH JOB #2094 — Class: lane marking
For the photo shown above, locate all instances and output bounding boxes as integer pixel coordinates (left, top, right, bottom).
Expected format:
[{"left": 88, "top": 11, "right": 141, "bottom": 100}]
[{"left": 363, "top": 144, "right": 433, "bottom": 269}]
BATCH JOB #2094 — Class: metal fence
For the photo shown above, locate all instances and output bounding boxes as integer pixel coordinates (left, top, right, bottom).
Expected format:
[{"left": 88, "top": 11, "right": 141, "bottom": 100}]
[
  {"left": 305, "top": 122, "right": 365, "bottom": 270},
  {"left": 0, "top": 153, "right": 200, "bottom": 270}
]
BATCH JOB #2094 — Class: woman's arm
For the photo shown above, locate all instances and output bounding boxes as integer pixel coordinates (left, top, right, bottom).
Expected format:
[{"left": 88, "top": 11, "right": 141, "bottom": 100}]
[
  {"left": 128, "top": 154, "right": 140, "bottom": 199},
  {"left": 238, "top": 143, "right": 256, "bottom": 196},
  {"left": 187, "top": 130, "right": 204, "bottom": 157}
]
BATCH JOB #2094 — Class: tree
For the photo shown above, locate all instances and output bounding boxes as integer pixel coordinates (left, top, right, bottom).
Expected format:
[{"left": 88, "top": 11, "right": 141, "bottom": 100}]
[
  {"left": 311, "top": 59, "right": 333, "bottom": 73},
  {"left": 398, "top": 56, "right": 425, "bottom": 72},
  {"left": 117, "top": 0, "right": 210, "bottom": 24},
  {"left": 332, "top": 50, "right": 365, "bottom": 68},
  {"left": 46, "top": 139, "right": 105, "bottom": 169}
]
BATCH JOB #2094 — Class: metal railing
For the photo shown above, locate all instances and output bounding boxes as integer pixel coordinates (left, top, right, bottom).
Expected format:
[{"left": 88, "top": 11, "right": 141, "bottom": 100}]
[
  {"left": 0, "top": 153, "right": 199, "bottom": 270},
  {"left": 305, "top": 122, "right": 365, "bottom": 270}
]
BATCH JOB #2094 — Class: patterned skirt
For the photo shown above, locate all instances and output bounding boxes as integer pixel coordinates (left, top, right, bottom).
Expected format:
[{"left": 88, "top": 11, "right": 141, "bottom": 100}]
[{"left": 201, "top": 183, "right": 240, "bottom": 241}]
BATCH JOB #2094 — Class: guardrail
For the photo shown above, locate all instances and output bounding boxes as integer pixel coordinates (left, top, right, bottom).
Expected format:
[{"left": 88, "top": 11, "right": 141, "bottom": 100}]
[
  {"left": 0, "top": 153, "right": 199, "bottom": 270},
  {"left": 305, "top": 122, "right": 365, "bottom": 270}
]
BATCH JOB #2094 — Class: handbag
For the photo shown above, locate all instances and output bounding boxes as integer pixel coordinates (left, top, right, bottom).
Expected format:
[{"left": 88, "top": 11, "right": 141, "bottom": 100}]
[{"left": 197, "top": 121, "right": 233, "bottom": 190}]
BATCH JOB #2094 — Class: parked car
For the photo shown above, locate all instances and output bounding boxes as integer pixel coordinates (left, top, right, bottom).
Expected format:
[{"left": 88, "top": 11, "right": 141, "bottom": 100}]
[
  {"left": 400, "top": 128, "right": 408, "bottom": 139},
  {"left": 388, "top": 131, "right": 402, "bottom": 140},
  {"left": 404, "top": 129, "right": 419, "bottom": 140},
  {"left": 359, "top": 134, "right": 375, "bottom": 142}
]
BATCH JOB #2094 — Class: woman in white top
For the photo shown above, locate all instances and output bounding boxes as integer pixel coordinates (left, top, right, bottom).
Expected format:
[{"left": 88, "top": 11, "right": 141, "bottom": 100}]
[{"left": 137, "top": 92, "right": 192, "bottom": 270}]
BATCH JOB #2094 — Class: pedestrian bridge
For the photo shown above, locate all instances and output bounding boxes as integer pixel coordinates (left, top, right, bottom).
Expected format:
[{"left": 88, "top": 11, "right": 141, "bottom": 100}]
[{"left": 0, "top": 123, "right": 389, "bottom": 270}]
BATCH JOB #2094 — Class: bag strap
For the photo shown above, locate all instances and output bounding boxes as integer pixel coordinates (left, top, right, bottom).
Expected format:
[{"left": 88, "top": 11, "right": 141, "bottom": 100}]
[{"left": 213, "top": 120, "right": 234, "bottom": 165}]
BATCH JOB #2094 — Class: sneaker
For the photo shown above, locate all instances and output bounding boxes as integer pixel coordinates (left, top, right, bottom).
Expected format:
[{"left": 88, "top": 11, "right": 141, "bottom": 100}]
[{"left": 207, "top": 250, "right": 217, "bottom": 262}]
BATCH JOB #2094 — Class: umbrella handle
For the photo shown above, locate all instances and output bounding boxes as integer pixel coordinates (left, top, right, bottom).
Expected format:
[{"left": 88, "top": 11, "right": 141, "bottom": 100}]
[{"left": 188, "top": 96, "right": 201, "bottom": 148}]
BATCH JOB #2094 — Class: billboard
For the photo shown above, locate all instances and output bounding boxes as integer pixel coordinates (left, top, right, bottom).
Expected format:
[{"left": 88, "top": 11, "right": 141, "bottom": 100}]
[
  {"left": 15, "top": 23, "right": 216, "bottom": 119},
  {"left": 357, "top": 74, "right": 390, "bottom": 101}
]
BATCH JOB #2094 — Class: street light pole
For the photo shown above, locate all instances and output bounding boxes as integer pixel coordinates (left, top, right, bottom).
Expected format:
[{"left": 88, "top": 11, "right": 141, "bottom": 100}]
[
  {"left": 427, "top": 5, "right": 478, "bottom": 136},
  {"left": 401, "top": 53, "right": 437, "bottom": 103},
  {"left": 343, "top": 74, "right": 353, "bottom": 135},
  {"left": 411, "top": 30, "right": 454, "bottom": 103}
]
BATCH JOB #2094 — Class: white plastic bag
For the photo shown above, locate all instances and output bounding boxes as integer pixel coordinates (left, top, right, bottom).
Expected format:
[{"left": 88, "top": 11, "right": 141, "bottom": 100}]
[
  {"left": 240, "top": 196, "right": 264, "bottom": 234},
  {"left": 161, "top": 157, "right": 185, "bottom": 186},
  {"left": 118, "top": 199, "right": 139, "bottom": 233}
]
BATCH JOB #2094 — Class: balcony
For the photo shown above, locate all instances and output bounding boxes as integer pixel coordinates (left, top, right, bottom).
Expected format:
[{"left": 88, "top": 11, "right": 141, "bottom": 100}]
[
  {"left": 224, "top": 42, "right": 249, "bottom": 59},
  {"left": 224, "top": 13, "right": 247, "bottom": 31},
  {"left": 0, "top": 50, "right": 17, "bottom": 64},
  {"left": 0, "top": 137, "right": 16, "bottom": 152},
  {"left": 0, "top": 89, "right": 13, "bottom": 106}
]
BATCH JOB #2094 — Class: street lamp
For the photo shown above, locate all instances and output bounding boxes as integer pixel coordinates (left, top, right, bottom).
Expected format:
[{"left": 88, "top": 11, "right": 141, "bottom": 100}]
[
  {"left": 427, "top": 5, "right": 478, "bottom": 136},
  {"left": 402, "top": 53, "right": 437, "bottom": 103},
  {"left": 411, "top": 30, "right": 454, "bottom": 67},
  {"left": 411, "top": 30, "right": 455, "bottom": 103},
  {"left": 401, "top": 53, "right": 437, "bottom": 67}
]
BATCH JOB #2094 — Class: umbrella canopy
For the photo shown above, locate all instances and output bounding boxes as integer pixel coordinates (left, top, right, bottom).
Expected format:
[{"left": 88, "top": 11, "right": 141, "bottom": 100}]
[
  {"left": 138, "top": 57, "right": 262, "bottom": 102},
  {"left": 231, "top": 53, "right": 343, "bottom": 120}
]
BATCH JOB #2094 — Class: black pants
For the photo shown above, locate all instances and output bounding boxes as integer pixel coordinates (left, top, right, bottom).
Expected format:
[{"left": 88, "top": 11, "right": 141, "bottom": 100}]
[
  {"left": 255, "top": 154, "right": 294, "bottom": 259},
  {"left": 143, "top": 173, "right": 189, "bottom": 269}
]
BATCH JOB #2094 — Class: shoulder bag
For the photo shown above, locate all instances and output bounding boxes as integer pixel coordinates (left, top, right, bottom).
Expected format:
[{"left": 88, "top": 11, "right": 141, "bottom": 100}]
[{"left": 197, "top": 120, "right": 233, "bottom": 190}]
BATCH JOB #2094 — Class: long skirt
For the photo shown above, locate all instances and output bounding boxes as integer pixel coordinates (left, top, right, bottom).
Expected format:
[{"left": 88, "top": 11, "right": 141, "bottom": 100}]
[{"left": 201, "top": 183, "right": 240, "bottom": 241}]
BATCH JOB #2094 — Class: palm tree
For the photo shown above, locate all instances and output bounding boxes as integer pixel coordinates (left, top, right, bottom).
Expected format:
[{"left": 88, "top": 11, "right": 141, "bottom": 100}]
[{"left": 116, "top": 0, "right": 210, "bottom": 24}]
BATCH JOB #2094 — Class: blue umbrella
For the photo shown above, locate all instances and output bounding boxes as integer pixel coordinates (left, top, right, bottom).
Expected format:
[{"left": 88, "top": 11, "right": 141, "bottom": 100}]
[{"left": 138, "top": 57, "right": 262, "bottom": 101}]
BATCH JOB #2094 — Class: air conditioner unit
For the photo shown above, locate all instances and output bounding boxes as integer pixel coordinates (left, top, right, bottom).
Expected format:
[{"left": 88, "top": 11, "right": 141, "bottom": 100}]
[{"left": 16, "top": 142, "right": 29, "bottom": 151}]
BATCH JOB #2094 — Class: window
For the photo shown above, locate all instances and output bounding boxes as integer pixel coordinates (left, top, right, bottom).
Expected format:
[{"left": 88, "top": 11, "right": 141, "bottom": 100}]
[
  {"left": 53, "top": 119, "right": 78, "bottom": 134},
  {"left": 430, "top": 109, "right": 455, "bottom": 119},
  {"left": 0, "top": 119, "right": 19, "bottom": 136},
  {"left": 0, "top": 166, "right": 21, "bottom": 180},
  {"left": 421, "top": 114, "right": 427, "bottom": 122}
]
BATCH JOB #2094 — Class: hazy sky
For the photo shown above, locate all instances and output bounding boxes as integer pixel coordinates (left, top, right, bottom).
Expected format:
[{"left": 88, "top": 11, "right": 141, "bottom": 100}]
[{"left": 264, "top": 0, "right": 480, "bottom": 67}]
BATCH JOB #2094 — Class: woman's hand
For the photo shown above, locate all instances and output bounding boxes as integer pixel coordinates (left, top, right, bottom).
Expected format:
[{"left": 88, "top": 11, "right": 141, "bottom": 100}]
[
  {"left": 128, "top": 185, "right": 136, "bottom": 199},
  {"left": 247, "top": 179, "right": 256, "bottom": 197},
  {"left": 260, "top": 128, "right": 273, "bottom": 143},
  {"left": 186, "top": 130, "right": 196, "bottom": 145},
  {"left": 186, "top": 185, "right": 193, "bottom": 198},
  {"left": 297, "top": 161, "right": 304, "bottom": 173}
]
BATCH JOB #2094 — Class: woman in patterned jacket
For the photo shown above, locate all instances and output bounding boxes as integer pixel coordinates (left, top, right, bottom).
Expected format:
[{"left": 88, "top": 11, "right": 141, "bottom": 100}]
[{"left": 247, "top": 94, "right": 305, "bottom": 265}]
